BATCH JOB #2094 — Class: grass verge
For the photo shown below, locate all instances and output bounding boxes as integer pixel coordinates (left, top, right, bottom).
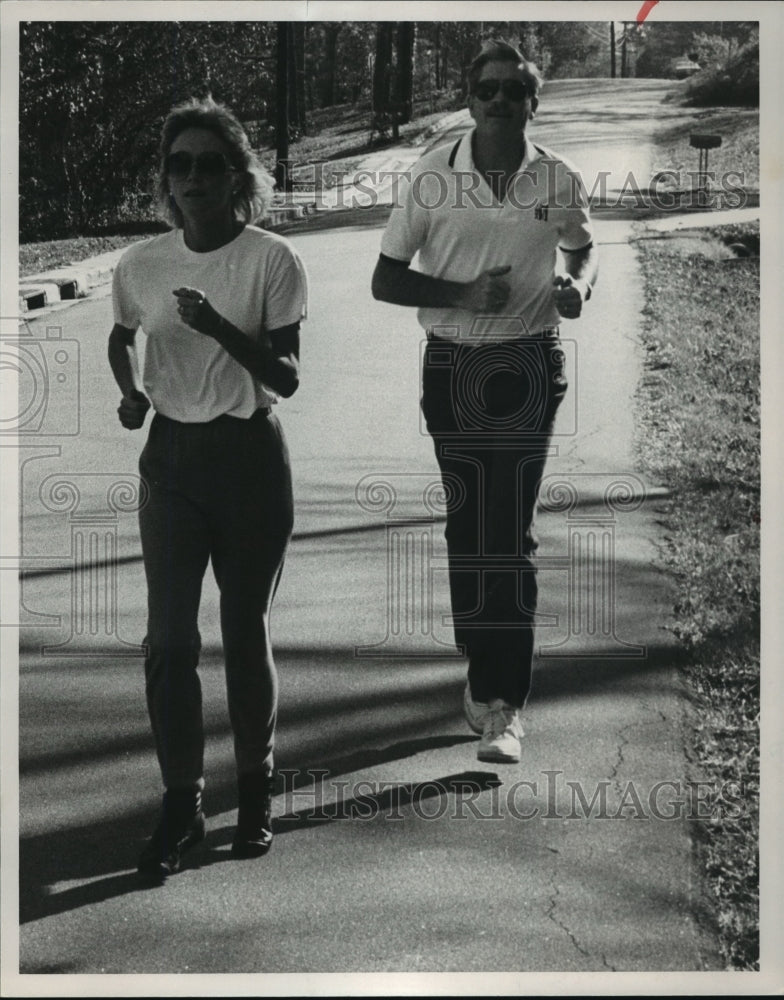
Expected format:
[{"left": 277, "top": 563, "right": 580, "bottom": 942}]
[
  {"left": 19, "top": 234, "right": 156, "bottom": 279},
  {"left": 633, "top": 222, "right": 760, "bottom": 969}
]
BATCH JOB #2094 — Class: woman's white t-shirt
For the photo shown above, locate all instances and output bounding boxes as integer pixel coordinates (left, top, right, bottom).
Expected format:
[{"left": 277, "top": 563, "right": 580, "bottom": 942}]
[{"left": 112, "top": 225, "right": 308, "bottom": 422}]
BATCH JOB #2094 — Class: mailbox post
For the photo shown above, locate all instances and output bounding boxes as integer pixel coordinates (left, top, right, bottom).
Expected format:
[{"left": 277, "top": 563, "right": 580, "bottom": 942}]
[{"left": 690, "top": 133, "right": 722, "bottom": 206}]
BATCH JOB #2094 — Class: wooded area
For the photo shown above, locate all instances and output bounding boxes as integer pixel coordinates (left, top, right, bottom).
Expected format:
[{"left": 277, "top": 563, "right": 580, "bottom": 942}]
[{"left": 19, "top": 20, "right": 757, "bottom": 240}]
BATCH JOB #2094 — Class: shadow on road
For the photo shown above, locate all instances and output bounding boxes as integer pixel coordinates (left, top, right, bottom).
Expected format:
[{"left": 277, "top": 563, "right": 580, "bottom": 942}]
[
  {"left": 19, "top": 640, "right": 682, "bottom": 925},
  {"left": 19, "top": 736, "right": 479, "bottom": 924},
  {"left": 19, "top": 487, "right": 667, "bottom": 582}
]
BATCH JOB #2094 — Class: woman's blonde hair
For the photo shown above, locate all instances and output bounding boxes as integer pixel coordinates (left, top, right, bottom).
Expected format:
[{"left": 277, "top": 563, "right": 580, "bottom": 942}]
[{"left": 155, "top": 95, "right": 274, "bottom": 227}]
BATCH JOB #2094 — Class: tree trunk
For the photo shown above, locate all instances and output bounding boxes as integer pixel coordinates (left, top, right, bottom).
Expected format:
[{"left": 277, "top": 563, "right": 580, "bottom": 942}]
[
  {"left": 286, "top": 23, "right": 297, "bottom": 128},
  {"left": 275, "top": 22, "right": 290, "bottom": 190},
  {"left": 460, "top": 47, "right": 472, "bottom": 98},
  {"left": 621, "top": 22, "right": 628, "bottom": 79},
  {"left": 394, "top": 22, "right": 415, "bottom": 122},
  {"left": 287, "top": 22, "right": 305, "bottom": 132},
  {"left": 610, "top": 21, "right": 616, "bottom": 78},
  {"left": 295, "top": 22, "right": 307, "bottom": 127},
  {"left": 302, "top": 23, "right": 313, "bottom": 111},
  {"left": 322, "top": 24, "right": 341, "bottom": 107},
  {"left": 434, "top": 23, "right": 441, "bottom": 89},
  {"left": 459, "top": 31, "right": 477, "bottom": 97},
  {"left": 373, "top": 22, "right": 394, "bottom": 113},
  {"left": 519, "top": 23, "right": 540, "bottom": 65}
]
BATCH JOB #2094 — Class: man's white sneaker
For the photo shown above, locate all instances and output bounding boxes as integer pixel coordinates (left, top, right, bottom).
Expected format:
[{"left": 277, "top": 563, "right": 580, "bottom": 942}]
[
  {"left": 477, "top": 700, "right": 524, "bottom": 764},
  {"left": 463, "top": 683, "right": 490, "bottom": 735}
]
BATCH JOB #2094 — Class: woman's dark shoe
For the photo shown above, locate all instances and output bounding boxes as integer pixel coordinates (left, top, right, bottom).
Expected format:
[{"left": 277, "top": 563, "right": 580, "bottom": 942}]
[
  {"left": 231, "top": 770, "right": 275, "bottom": 858},
  {"left": 137, "top": 787, "right": 206, "bottom": 881}
]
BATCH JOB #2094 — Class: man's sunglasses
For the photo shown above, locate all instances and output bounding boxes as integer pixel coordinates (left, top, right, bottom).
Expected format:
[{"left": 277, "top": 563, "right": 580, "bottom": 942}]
[
  {"left": 166, "top": 150, "right": 236, "bottom": 178},
  {"left": 473, "top": 78, "right": 530, "bottom": 102}
]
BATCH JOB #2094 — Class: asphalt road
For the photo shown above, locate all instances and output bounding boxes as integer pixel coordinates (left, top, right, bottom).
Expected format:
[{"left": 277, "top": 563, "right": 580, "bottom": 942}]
[
  {"left": 9, "top": 78, "right": 736, "bottom": 988},
  {"left": 15, "top": 221, "right": 723, "bottom": 979}
]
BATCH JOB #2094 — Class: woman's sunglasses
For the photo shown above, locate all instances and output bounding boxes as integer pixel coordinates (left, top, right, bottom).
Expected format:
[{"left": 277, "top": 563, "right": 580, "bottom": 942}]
[
  {"left": 166, "top": 150, "right": 236, "bottom": 179},
  {"left": 473, "top": 79, "right": 530, "bottom": 102}
]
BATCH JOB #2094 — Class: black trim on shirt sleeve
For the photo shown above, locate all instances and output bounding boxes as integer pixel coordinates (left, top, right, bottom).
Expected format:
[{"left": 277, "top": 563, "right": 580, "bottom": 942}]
[
  {"left": 379, "top": 253, "right": 412, "bottom": 267},
  {"left": 558, "top": 241, "right": 594, "bottom": 253}
]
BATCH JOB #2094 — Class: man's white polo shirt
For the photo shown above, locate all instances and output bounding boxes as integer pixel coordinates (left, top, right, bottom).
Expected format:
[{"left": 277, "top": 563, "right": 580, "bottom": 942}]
[{"left": 380, "top": 129, "right": 594, "bottom": 342}]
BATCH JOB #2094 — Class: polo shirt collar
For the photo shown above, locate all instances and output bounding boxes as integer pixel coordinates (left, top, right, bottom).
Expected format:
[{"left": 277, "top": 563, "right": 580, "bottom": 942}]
[{"left": 457, "top": 128, "right": 541, "bottom": 175}]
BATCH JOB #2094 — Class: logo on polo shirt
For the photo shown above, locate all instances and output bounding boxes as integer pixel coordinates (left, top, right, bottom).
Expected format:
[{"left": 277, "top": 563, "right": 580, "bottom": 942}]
[{"left": 534, "top": 204, "right": 550, "bottom": 222}]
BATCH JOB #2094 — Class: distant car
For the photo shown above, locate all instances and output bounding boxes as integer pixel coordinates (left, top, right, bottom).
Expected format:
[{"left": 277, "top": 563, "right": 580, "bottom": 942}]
[{"left": 672, "top": 56, "right": 701, "bottom": 79}]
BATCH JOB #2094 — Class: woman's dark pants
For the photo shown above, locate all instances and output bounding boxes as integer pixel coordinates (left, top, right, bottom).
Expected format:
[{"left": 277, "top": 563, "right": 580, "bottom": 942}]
[{"left": 138, "top": 409, "right": 293, "bottom": 789}]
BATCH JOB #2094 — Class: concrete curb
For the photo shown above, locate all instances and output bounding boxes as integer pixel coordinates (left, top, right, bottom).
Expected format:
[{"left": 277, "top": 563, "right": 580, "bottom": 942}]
[
  {"left": 636, "top": 204, "right": 760, "bottom": 233},
  {"left": 18, "top": 260, "right": 117, "bottom": 313}
]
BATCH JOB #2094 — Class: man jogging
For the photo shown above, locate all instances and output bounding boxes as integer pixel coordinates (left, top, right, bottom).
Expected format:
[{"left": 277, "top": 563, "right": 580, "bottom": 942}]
[{"left": 372, "top": 39, "right": 598, "bottom": 764}]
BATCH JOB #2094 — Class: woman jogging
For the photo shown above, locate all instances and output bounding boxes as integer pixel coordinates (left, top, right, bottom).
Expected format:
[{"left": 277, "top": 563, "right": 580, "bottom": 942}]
[{"left": 108, "top": 96, "right": 308, "bottom": 880}]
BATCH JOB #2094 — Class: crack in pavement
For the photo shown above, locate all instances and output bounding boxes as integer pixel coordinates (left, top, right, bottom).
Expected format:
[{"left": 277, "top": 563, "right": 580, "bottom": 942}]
[
  {"left": 608, "top": 721, "right": 634, "bottom": 786},
  {"left": 546, "top": 869, "right": 592, "bottom": 961},
  {"left": 545, "top": 854, "right": 616, "bottom": 969}
]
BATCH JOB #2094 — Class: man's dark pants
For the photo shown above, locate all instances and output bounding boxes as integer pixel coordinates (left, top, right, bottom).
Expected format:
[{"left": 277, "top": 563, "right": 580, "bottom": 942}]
[{"left": 421, "top": 331, "right": 567, "bottom": 708}]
